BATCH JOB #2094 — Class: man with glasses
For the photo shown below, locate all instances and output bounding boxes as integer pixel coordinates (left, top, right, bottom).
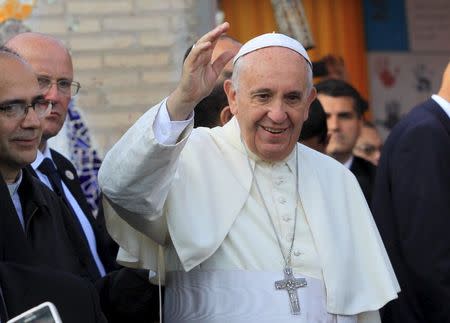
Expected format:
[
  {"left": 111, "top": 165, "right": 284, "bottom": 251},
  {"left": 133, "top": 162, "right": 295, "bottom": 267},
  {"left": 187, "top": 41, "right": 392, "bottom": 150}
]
[
  {"left": 6, "top": 33, "right": 159, "bottom": 323},
  {"left": 0, "top": 47, "right": 98, "bottom": 279},
  {"left": 6, "top": 33, "right": 117, "bottom": 280}
]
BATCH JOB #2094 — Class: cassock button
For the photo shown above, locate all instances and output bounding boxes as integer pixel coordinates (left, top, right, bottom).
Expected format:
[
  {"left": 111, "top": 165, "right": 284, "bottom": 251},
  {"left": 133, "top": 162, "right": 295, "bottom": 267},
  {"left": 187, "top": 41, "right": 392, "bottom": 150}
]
[
  {"left": 278, "top": 197, "right": 286, "bottom": 204},
  {"left": 282, "top": 216, "right": 290, "bottom": 222},
  {"left": 294, "top": 250, "right": 301, "bottom": 257}
]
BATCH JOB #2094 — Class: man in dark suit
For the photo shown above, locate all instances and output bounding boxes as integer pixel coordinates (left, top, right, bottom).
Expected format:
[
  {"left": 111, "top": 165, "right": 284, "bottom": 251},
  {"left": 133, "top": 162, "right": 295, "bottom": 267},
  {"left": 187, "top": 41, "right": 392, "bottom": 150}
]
[
  {"left": 6, "top": 33, "right": 159, "bottom": 323},
  {"left": 0, "top": 48, "right": 98, "bottom": 280},
  {"left": 372, "top": 62, "right": 450, "bottom": 323},
  {"left": 0, "top": 48, "right": 108, "bottom": 322},
  {"left": 316, "top": 79, "right": 376, "bottom": 205},
  {"left": 6, "top": 32, "right": 117, "bottom": 277}
]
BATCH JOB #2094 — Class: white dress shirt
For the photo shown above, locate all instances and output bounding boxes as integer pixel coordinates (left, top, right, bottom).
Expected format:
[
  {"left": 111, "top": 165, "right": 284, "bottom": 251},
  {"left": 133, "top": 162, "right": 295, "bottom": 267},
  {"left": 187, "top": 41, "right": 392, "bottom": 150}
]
[
  {"left": 432, "top": 94, "right": 450, "bottom": 119},
  {"left": 7, "top": 171, "right": 24, "bottom": 229}
]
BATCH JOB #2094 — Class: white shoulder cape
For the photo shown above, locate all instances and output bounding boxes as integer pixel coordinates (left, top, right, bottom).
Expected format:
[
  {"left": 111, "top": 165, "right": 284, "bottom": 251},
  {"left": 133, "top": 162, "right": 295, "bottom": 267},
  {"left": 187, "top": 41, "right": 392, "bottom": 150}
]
[{"left": 99, "top": 101, "right": 400, "bottom": 315}]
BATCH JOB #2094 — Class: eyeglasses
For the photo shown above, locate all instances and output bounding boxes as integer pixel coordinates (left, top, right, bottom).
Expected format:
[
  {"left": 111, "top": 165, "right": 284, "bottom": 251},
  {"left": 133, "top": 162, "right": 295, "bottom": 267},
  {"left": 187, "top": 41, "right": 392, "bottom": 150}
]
[
  {"left": 355, "top": 144, "right": 381, "bottom": 156},
  {"left": 0, "top": 99, "right": 52, "bottom": 120},
  {"left": 37, "top": 76, "right": 81, "bottom": 97}
]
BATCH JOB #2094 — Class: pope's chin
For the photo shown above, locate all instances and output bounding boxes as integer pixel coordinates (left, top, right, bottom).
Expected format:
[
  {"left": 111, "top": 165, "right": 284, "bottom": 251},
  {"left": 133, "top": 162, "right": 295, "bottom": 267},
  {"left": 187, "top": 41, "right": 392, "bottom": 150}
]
[
  {"left": 254, "top": 142, "right": 294, "bottom": 162},
  {"left": 254, "top": 133, "right": 295, "bottom": 161}
]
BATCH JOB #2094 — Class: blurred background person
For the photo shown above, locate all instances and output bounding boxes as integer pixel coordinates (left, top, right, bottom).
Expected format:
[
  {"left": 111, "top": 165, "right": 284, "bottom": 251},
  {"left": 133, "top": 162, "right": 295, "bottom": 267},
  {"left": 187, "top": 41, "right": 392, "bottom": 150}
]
[
  {"left": 316, "top": 78, "right": 376, "bottom": 205},
  {"left": 298, "top": 98, "right": 328, "bottom": 153},
  {"left": 353, "top": 121, "right": 383, "bottom": 166},
  {"left": 372, "top": 62, "right": 450, "bottom": 323}
]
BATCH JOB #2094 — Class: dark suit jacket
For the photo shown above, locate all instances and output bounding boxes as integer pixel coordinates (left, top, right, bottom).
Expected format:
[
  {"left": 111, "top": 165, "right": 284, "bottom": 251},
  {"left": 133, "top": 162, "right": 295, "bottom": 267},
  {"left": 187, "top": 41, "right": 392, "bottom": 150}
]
[
  {"left": 0, "top": 175, "right": 107, "bottom": 322},
  {"left": 0, "top": 262, "right": 106, "bottom": 323},
  {"left": 51, "top": 149, "right": 120, "bottom": 271},
  {"left": 48, "top": 150, "right": 160, "bottom": 322},
  {"left": 0, "top": 174, "right": 33, "bottom": 266},
  {"left": 372, "top": 98, "right": 450, "bottom": 323},
  {"left": 26, "top": 149, "right": 119, "bottom": 273},
  {"left": 1, "top": 170, "right": 98, "bottom": 281},
  {"left": 350, "top": 155, "right": 376, "bottom": 206}
]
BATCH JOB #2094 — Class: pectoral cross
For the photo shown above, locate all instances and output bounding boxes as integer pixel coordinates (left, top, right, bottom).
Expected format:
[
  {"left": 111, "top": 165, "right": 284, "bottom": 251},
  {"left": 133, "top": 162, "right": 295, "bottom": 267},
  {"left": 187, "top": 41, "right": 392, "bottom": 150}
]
[{"left": 275, "top": 267, "right": 307, "bottom": 315}]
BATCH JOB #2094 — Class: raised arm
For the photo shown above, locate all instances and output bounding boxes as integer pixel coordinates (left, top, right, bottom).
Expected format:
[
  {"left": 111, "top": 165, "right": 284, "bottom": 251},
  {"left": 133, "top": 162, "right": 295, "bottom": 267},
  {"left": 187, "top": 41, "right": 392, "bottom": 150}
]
[
  {"left": 167, "top": 22, "right": 235, "bottom": 121},
  {"left": 99, "top": 23, "right": 236, "bottom": 223}
]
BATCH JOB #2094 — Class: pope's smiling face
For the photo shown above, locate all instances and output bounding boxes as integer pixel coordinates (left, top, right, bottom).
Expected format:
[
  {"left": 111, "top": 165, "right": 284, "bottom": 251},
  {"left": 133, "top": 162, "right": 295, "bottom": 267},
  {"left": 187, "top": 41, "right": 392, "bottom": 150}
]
[{"left": 225, "top": 47, "right": 316, "bottom": 162}]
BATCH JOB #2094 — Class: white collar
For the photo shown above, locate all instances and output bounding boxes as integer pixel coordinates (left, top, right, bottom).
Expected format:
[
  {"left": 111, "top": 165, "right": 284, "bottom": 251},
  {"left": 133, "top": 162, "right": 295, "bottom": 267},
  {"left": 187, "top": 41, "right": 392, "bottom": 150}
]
[
  {"left": 31, "top": 146, "right": 53, "bottom": 170},
  {"left": 7, "top": 170, "right": 22, "bottom": 197},
  {"left": 431, "top": 94, "right": 450, "bottom": 119},
  {"left": 343, "top": 155, "right": 354, "bottom": 169}
]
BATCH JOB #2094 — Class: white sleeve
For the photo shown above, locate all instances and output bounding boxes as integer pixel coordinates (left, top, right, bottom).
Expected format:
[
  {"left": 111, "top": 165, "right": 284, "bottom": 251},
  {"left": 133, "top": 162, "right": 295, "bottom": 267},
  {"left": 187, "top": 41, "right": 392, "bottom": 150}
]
[{"left": 153, "top": 98, "right": 194, "bottom": 145}]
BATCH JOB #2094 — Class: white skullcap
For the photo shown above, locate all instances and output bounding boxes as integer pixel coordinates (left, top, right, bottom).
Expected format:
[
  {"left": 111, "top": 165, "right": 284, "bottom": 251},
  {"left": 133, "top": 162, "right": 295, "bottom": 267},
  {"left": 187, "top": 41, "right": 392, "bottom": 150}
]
[{"left": 232, "top": 33, "right": 312, "bottom": 67}]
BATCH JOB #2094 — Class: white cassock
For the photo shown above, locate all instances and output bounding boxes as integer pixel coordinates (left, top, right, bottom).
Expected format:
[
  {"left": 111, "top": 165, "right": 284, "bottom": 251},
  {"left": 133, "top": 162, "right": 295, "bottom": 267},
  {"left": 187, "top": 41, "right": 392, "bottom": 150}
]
[{"left": 99, "top": 99, "right": 400, "bottom": 323}]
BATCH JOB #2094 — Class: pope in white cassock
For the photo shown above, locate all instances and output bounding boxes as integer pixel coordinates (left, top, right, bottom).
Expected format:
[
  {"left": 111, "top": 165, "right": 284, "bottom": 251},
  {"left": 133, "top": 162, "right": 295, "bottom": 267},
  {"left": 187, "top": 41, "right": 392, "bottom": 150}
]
[{"left": 98, "top": 23, "right": 400, "bottom": 323}]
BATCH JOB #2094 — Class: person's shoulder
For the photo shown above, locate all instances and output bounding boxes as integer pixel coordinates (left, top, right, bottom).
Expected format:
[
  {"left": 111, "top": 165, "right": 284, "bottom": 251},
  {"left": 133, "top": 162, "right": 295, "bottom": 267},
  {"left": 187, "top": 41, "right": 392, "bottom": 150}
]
[
  {"left": 352, "top": 155, "right": 376, "bottom": 174},
  {"left": 22, "top": 168, "right": 63, "bottom": 207},
  {"left": 389, "top": 99, "right": 438, "bottom": 135},
  {"left": 298, "top": 144, "right": 352, "bottom": 176},
  {"left": 50, "top": 149, "right": 76, "bottom": 169},
  {"left": 299, "top": 144, "right": 343, "bottom": 168}
]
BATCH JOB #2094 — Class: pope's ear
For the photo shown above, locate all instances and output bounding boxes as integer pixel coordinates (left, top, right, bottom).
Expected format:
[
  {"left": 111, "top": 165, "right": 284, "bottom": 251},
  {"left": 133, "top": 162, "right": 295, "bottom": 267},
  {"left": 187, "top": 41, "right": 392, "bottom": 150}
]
[
  {"left": 304, "top": 87, "right": 317, "bottom": 120},
  {"left": 219, "top": 106, "right": 233, "bottom": 126},
  {"left": 224, "top": 79, "right": 237, "bottom": 115}
]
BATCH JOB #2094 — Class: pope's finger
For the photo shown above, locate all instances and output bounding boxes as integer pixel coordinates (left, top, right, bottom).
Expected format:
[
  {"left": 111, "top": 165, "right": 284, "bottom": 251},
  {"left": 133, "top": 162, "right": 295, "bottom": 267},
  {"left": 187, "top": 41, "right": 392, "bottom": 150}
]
[
  {"left": 195, "top": 22, "right": 230, "bottom": 48},
  {"left": 211, "top": 49, "right": 237, "bottom": 76}
]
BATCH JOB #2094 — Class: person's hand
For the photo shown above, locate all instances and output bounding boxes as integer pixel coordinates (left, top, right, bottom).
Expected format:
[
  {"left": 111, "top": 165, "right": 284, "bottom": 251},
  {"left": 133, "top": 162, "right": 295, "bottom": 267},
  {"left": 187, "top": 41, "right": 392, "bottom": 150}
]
[{"left": 167, "top": 22, "right": 236, "bottom": 121}]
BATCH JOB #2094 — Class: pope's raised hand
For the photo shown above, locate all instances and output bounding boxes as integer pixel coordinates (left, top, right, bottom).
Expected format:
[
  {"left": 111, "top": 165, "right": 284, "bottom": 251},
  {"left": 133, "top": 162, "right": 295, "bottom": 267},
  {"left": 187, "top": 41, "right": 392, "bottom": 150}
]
[{"left": 167, "top": 22, "right": 235, "bottom": 121}]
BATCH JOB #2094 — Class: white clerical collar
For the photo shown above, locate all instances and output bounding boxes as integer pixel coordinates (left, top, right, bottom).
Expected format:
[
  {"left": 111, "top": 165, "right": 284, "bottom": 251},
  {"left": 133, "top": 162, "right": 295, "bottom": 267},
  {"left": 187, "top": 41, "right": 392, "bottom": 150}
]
[
  {"left": 225, "top": 117, "right": 297, "bottom": 173},
  {"left": 7, "top": 170, "right": 22, "bottom": 197},
  {"left": 432, "top": 94, "right": 450, "bottom": 119},
  {"left": 343, "top": 155, "right": 354, "bottom": 169}
]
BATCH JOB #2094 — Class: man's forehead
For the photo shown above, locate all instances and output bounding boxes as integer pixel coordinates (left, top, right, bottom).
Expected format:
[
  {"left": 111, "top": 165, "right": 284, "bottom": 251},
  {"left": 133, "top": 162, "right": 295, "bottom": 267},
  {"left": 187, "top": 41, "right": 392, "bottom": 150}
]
[{"left": 0, "top": 54, "right": 40, "bottom": 99}]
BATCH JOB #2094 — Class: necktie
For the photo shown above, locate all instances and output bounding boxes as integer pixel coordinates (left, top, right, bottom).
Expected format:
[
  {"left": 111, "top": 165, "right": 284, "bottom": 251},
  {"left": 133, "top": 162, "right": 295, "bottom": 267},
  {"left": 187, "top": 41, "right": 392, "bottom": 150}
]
[
  {"left": 38, "top": 158, "right": 66, "bottom": 198},
  {"left": 37, "top": 158, "right": 86, "bottom": 239},
  {"left": 37, "top": 158, "right": 101, "bottom": 279}
]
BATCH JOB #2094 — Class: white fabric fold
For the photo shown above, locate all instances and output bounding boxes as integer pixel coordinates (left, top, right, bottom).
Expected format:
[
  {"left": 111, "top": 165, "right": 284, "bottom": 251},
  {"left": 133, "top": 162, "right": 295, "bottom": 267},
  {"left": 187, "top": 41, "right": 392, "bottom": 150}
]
[{"left": 99, "top": 99, "right": 400, "bottom": 315}]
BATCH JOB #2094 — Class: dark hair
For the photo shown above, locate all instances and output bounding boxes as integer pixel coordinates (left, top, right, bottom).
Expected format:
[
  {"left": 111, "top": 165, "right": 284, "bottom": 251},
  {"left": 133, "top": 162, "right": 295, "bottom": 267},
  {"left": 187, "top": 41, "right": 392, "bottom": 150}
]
[
  {"left": 194, "top": 83, "right": 229, "bottom": 128},
  {"left": 315, "top": 79, "right": 367, "bottom": 117},
  {"left": 299, "top": 99, "right": 328, "bottom": 144}
]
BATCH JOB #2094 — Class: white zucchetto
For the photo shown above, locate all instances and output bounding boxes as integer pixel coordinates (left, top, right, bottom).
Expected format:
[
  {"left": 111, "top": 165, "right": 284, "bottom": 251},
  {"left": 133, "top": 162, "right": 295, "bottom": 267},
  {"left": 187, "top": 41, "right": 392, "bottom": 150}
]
[{"left": 232, "top": 32, "right": 312, "bottom": 67}]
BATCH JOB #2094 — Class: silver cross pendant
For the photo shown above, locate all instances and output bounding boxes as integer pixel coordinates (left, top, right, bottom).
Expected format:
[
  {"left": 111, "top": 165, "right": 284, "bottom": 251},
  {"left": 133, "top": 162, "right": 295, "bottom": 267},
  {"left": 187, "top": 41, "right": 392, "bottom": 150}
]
[{"left": 275, "top": 267, "right": 307, "bottom": 315}]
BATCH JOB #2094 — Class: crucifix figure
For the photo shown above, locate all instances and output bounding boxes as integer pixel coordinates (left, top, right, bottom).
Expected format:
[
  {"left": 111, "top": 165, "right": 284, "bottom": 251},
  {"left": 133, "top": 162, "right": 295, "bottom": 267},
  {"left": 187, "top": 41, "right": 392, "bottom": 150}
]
[{"left": 275, "top": 267, "right": 307, "bottom": 315}]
